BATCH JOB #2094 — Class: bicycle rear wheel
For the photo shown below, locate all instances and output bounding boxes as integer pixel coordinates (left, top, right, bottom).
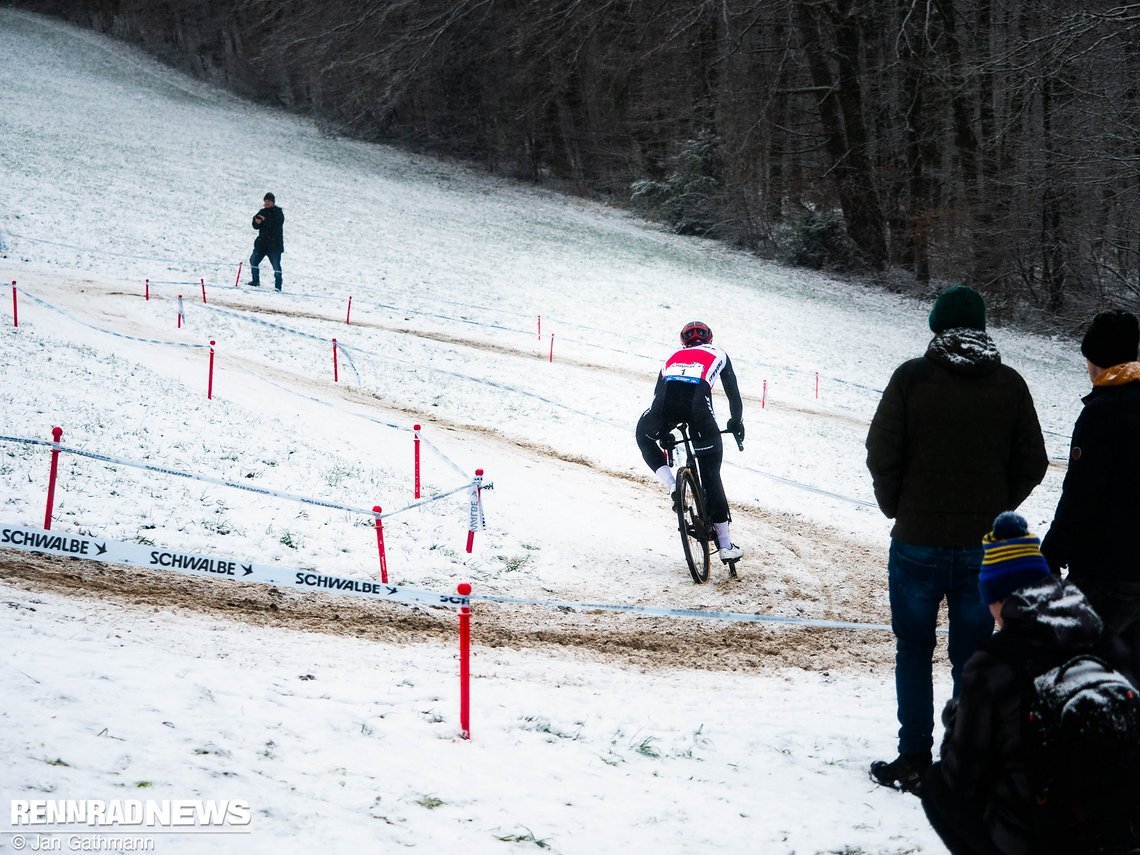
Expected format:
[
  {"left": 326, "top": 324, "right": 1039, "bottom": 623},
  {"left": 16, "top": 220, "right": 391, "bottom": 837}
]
[{"left": 676, "top": 466, "right": 711, "bottom": 583}]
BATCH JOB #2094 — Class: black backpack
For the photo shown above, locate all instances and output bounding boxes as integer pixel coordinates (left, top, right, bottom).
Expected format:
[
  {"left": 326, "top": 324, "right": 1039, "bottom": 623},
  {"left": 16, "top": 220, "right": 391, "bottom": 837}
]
[{"left": 1025, "top": 654, "right": 1140, "bottom": 854}]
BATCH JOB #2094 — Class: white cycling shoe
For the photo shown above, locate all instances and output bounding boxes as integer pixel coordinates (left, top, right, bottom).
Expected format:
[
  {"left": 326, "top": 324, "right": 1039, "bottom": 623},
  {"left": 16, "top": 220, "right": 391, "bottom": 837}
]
[{"left": 718, "top": 543, "right": 743, "bottom": 561}]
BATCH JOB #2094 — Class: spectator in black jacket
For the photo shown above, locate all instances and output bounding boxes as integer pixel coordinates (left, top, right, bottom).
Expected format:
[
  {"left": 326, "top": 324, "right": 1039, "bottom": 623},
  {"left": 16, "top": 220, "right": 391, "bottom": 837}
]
[
  {"left": 866, "top": 286, "right": 1049, "bottom": 792},
  {"left": 1042, "top": 309, "right": 1140, "bottom": 673},
  {"left": 249, "top": 192, "right": 284, "bottom": 291},
  {"left": 920, "top": 513, "right": 1106, "bottom": 855}
]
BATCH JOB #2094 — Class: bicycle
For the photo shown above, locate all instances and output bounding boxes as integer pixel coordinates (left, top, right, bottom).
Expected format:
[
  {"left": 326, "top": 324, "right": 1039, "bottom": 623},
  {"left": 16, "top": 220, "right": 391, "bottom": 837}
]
[{"left": 661, "top": 424, "right": 743, "bottom": 583}]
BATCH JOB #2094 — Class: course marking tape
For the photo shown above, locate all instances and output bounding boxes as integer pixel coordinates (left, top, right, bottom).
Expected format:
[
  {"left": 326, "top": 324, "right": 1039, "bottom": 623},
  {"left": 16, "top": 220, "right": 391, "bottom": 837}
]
[
  {"left": 198, "top": 303, "right": 888, "bottom": 506},
  {"left": 0, "top": 524, "right": 468, "bottom": 609},
  {"left": 0, "top": 523, "right": 914, "bottom": 631},
  {"left": 3, "top": 230, "right": 233, "bottom": 267},
  {"left": 470, "top": 591, "right": 902, "bottom": 631},
  {"left": 17, "top": 288, "right": 209, "bottom": 349},
  {"left": 225, "top": 362, "right": 473, "bottom": 478},
  {"left": 0, "top": 434, "right": 474, "bottom": 521}
]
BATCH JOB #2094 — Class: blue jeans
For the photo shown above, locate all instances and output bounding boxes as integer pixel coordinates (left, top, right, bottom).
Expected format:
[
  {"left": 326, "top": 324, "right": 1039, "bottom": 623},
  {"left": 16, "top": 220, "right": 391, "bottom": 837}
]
[
  {"left": 888, "top": 539, "right": 994, "bottom": 754},
  {"left": 250, "top": 249, "right": 282, "bottom": 288}
]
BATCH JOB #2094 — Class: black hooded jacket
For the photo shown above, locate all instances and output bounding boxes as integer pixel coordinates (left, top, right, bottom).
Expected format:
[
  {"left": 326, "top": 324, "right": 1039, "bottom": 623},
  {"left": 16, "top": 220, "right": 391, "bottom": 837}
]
[
  {"left": 866, "top": 329, "right": 1048, "bottom": 546},
  {"left": 933, "top": 577, "right": 1105, "bottom": 854}
]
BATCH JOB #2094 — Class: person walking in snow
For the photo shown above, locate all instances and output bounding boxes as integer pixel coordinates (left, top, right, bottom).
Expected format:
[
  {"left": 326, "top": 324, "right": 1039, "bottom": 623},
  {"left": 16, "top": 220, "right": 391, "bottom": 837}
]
[
  {"left": 921, "top": 512, "right": 1140, "bottom": 855},
  {"left": 865, "top": 285, "right": 1048, "bottom": 793},
  {"left": 1041, "top": 309, "right": 1140, "bottom": 673},
  {"left": 248, "top": 192, "right": 284, "bottom": 291},
  {"left": 635, "top": 321, "right": 745, "bottom": 561}
]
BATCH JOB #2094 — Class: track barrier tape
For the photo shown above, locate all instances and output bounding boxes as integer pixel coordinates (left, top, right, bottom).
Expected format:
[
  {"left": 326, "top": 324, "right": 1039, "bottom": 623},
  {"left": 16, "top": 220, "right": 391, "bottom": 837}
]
[
  {"left": 468, "top": 592, "right": 913, "bottom": 632},
  {"left": 5, "top": 229, "right": 1083, "bottom": 439},
  {"left": 186, "top": 304, "right": 914, "bottom": 507},
  {"left": 337, "top": 340, "right": 363, "bottom": 384},
  {"left": 4, "top": 230, "right": 234, "bottom": 267},
  {"left": 193, "top": 324, "right": 471, "bottom": 481},
  {"left": 9, "top": 267, "right": 1072, "bottom": 505},
  {"left": 17, "top": 288, "right": 209, "bottom": 349},
  {"left": 0, "top": 523, "right": 914, "bottom": 631},
  {"left": 197, "top": 301, "right": 632, "bottom": 430},
  {"left": 0, "top": 434, "right": 473, "bottom": 521},
  {"left": 0, "top": 524, "right": 468, "bottom": 609}
]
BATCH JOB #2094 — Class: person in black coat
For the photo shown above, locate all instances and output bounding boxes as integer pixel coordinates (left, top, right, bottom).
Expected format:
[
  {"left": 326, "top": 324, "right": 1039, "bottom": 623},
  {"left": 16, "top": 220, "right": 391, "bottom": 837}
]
[
  {"left": 249, "top": 192, "right": 284, "bottom": 291},
  {"left": 866, "top": 286, "right": 1049, "bottom": 792},
  {"left": 1042, "top": 309, "right": 1140, "bottom": 674},
  {"left": 921, "top": 512, "right": 1137, "bottom": 855}
]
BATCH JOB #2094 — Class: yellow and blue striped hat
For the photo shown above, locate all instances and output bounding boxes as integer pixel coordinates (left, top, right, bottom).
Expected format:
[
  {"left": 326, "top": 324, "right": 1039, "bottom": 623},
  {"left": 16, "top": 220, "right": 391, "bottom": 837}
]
[{"left": 979, "top": 512, "right": 1050, "bottom": 605}]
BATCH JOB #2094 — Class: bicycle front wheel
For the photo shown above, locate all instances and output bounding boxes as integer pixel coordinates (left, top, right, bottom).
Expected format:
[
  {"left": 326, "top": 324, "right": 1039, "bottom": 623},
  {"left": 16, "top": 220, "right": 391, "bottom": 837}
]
[{"left": 676, "top": 467, "right": 711, "bottom": 583}]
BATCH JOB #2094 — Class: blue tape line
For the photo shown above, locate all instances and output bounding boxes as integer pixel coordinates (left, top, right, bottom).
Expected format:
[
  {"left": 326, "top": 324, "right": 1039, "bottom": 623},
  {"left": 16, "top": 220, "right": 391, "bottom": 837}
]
[
  {"left": 18, "top": 288, "right": 208, "bottom": 349},
  {"left": 471, "top": 592, "right": 913, "bottom": 632}
]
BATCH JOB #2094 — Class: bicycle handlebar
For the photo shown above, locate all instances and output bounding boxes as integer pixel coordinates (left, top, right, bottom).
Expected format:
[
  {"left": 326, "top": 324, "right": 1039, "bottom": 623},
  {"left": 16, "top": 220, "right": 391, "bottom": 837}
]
[{"left": 659, "top": 427, "right": 744, "bottom": 454}]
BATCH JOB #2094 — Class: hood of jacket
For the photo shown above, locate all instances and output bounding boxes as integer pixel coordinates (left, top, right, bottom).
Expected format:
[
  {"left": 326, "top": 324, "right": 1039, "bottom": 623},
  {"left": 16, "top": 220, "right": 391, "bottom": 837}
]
[
  {"left": 925, "top": 328, "right": 1001, "bottom": 376},
  {"left": 999, "top": 576, "right": 1102, "bottom": 659}
]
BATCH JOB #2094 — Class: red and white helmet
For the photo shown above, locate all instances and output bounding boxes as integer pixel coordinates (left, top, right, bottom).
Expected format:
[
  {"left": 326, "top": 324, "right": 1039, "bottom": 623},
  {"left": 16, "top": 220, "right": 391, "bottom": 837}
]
[{"left": 680, "top": 321, "right": 713, "bottom": 347}]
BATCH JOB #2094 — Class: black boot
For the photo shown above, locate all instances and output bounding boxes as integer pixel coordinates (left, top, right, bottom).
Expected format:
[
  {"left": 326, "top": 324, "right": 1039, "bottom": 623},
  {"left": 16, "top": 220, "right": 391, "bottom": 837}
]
[{"left": 869, "top": 751, "right": 931, "bottom": 794}]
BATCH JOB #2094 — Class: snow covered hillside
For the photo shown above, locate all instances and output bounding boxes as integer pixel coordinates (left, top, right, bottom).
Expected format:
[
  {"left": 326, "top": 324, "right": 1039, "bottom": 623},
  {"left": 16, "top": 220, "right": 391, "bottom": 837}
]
[{"left": 0, "top": 8, "right": 1087, "bottom": 854}]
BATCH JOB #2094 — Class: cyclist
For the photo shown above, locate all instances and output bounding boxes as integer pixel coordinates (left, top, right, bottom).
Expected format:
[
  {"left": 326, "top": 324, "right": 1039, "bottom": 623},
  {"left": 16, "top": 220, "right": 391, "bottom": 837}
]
[{"left": 636, "top": 321, "right": 745, "bottom": 560}]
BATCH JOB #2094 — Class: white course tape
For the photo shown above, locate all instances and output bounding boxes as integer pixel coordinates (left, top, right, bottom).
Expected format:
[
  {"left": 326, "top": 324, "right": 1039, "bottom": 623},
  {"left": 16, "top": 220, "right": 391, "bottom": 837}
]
[
  {"left": 17, "top": 288, "right": 209, "bottom": 349},
  {"left": 0, "top": 434, "right": 475, "bottom": 522},
  {"left": 471, "top": 592, "right": 909, "bottom": 632},
  {"left": 4, "top": 230, "right": 233, "bottom": 267},
  {"left": 0, "top": 524, "right": 468, "bottom": 609},
  {"left": 198, "top": 304, "right": 881, "bottom": 507}
]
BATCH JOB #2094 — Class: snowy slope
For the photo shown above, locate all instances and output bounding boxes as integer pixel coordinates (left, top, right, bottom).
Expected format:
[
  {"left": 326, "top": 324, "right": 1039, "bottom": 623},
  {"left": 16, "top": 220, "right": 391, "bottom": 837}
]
[{"left": 0, "top": 8, "right": 1090, "bottom": 854}]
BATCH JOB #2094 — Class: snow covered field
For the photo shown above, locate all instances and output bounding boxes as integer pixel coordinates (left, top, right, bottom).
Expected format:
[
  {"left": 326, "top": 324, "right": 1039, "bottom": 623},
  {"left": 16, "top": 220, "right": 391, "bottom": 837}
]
[{"left": 0, "top": 8, "right": 1090, "bottom": 853}]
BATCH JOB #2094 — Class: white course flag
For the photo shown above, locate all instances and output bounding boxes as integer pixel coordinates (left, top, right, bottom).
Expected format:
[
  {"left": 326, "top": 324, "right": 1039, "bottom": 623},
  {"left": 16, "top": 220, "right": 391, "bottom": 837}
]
[{"left": 0, "top": 525, "right": 469, "bottom": 609}]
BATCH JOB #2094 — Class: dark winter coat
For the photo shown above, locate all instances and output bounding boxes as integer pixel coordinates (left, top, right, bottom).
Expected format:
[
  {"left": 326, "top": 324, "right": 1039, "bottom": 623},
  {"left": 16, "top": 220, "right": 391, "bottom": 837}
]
[
  {"left": 1041, "top": 363, "right": 1140, "bottom": 584},
  {"left": 932, "top": 577, "right": 1104, "bottom": 855},
  {"left": 252, "top": 206, "right": 284, "bottom": 253},
  {"left": 866, "top": 329, "right": 1048, "bottom": 547}
]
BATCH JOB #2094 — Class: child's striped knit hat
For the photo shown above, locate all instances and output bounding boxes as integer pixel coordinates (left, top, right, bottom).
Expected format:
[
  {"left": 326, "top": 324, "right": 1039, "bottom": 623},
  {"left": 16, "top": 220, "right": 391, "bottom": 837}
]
[{"left": 979, "top": 512, "right": 1051, "bottom": 605}]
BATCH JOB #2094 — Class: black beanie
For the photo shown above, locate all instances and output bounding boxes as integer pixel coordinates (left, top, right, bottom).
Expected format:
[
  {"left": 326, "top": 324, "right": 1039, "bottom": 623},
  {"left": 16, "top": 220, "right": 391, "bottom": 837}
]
[
  {"left": 1081, "top": 309, "right": 1139, "bottom": 369},
  {"left": 263, "top": 192, "right": 275, "bottom": 203},
  {"left": 929, "top": 285, "right": 986, "bottom": 333}
]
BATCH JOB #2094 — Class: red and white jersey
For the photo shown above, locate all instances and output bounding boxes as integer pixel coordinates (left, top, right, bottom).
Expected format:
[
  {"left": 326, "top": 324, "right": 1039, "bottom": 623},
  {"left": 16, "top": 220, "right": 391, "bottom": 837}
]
[{"left": 661, "top": 345, "right": 728, "bottom": 388}]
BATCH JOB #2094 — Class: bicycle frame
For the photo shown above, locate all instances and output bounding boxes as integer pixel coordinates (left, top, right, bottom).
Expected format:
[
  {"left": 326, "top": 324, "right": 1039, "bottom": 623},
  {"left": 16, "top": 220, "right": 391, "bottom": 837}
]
[{"left": 660, "top": 424, "right": 741, "bottom": 582}]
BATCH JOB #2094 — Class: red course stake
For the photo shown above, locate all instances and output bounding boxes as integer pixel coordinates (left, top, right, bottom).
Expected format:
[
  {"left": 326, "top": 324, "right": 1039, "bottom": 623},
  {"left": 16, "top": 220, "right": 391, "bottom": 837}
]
[
  {"left": 44, "top": 426, "right": 63, "bottom": 530},
  {"left": 332, "top": 338, "right": 339, "bottom": 383},
  {"left": 207, "top": 340, "right": 216, "bottom": 399},
  {"left": 549, "top": 333, "right": 554, "bottom": 363},
  {"left": 145, "top": 278, "right": 150, "bottom": 301},
  {"left": 177, "top": 295, "right": 184, "bottom": 329},
  {"left": 762, "top": 379, "right": 767, "bottom": 409},
  {"left": 413, "top": 424, "right": 422, "bottom": 499},
  {"left": 234, "top": 260, "right": 243, "bottom": 288},
  {"left": 11, "top": 281, "right": 17, "bottom": 328},
  {"left": 346, "top": 296, "right": 352, "bottom": 326},
  {"left": 373, "top": 505, "right": 388, "bottom": 584},
  {"left": 457, "top": 581, "right": 472, "bottom": 740},
  {"left": 200, "top": 278, "right": 207, "bottom": 304},
  {"left": 537, "top": 314, "right": 541, "bottom": 341},
  {"left": 815, "top": 371, "right": 819, "bottom": 399}
]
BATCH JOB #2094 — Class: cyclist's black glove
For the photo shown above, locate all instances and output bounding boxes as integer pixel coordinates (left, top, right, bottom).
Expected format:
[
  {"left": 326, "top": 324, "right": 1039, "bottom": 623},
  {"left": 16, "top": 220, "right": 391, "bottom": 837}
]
[{"left": 727, "top": 418, "right": 745, "bottom": 443}]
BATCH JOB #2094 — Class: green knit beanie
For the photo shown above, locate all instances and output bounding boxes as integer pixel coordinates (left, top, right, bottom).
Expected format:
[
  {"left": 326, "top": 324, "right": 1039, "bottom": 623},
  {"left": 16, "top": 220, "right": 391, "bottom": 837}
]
[{"left": 929, "top": 285, "right": 986, "bottom": 333}]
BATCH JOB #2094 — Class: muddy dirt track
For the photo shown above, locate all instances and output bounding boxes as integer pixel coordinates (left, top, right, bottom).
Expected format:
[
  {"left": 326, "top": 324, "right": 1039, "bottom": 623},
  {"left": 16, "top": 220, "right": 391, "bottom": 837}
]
[{"left": 0, "top": 549, "right": 896, "bottom": 675}]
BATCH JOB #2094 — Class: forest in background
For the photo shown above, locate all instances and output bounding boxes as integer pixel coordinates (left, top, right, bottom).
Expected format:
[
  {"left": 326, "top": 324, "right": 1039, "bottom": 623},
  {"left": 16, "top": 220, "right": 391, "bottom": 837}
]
[{"left": 11, "top": 0, "right": 1140, "bottom": 330}]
